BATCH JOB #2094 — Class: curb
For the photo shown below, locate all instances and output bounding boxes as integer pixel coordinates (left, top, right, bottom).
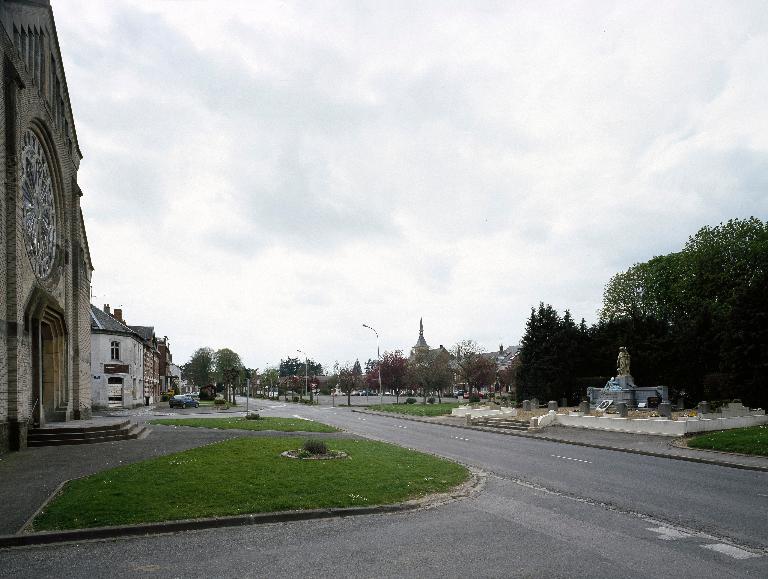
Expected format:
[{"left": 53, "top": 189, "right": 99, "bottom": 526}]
[
  {"left": 0, "top": 452, "right": 482, "bottom": 550},
  {"left": 0, "top": 504, "right": 418, "bottom": 549},
  {"left": 351, "top": 409, "right": 768, "bottom": 473}
]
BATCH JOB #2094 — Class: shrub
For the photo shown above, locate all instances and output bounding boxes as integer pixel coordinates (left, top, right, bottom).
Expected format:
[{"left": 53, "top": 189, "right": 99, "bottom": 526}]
[
  {"left": 405, "top": 397, "right": 417, "bottom": 404},
  {"left": 468, "top": 395, "right": 481, "bottom": 403},
  {"left": 427, "top": 397, "right": 436, "bottom": 404},
  {"left": 160, "top": 394, "right": 169, "bottom": 402},
  {"left": 292, "top": 396, "right": 300, "bottom": 403},
  {"left": 302, "top": 439, "right": 328, "bottom": 455},
  {"left": 246, "top": 413, "right": 261, "bottom": 420},
  {"left": 214, "top": 398, "right": 227, "bottom": 406}
]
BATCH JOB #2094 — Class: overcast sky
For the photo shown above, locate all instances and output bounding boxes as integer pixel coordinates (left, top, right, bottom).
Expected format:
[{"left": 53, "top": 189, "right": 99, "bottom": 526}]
[{"left": 55, "top": 0, "right": 768, "bottom": 371}]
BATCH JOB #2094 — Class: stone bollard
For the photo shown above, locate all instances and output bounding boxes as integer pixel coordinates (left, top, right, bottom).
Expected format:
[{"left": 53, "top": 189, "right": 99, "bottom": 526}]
[
  {"left": 617, "top": 402, "right": 628, "bottom": 417},
  {"left": 659, "top": 402, "right": 672, "bottom": 419},
  {"left": 698, "top": 401, "right": 710, "bottom": 415},
  {"left": 548, "top": 400, "right": 558, "bottom": 411},
  {"left": 530, "top": 398, "right": 539, "bottom": 409},
  {"left": 560, "top": 398, "right": 568, "bottom": 408},
  {"left": 522, "top": 400, "right": 531, "bottom": 411},
  {"left": 579, "top": 401, "right": 590, "bottom": 415}
]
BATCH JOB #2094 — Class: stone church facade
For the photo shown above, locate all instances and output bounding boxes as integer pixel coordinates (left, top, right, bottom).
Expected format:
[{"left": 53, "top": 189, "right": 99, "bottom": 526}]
[{"left": 0, "top": 1, "right": 93, "bottom": 452}]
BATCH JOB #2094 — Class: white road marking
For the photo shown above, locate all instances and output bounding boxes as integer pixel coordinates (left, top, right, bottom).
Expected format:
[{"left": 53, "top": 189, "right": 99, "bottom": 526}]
[
  {"left": 550, "top": 454, "right": 592, "bottom": 464},
  {"left": 451, "top": 436, "right": 470, "bottom": 441},
  {"left": 647, "top": 526, "right": 691, "bottom": 541},
  {"left": 701, "top": 543, "right": 759, "bottom": 559},
  {"left": 758, "top": 493, "right": 768, "bottom": 498},
  {"left": 291, "top": 414, "right": 310, "bottom": 421}
]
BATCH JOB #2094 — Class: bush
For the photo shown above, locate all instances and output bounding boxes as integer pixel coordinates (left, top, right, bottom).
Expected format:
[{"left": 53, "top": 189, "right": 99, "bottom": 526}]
[
  {"left": 292, "top": 396, "right": 300, "bottom": 403},
  {"left": 302, "top": 439, "right": 328, "bottom": 455},
  {"left": 214, "top": 398, "right": 227, "bottom": 406},
  {"left": 160, "top": 394, "right": 169, "bottom": 402},
  {"left": 199, "top": 391, "right": 213, "bottom": 401},
  {"left": 468, "top": 395, "right": 481, "bottom": 403},
  {"left": 405, "top": 398, "right": 417, "bottom": 404},
  {"left": 427, "top": 397, "right": 435, "bottom": 404},
  {"left": 246, "top": 413, "right": 261, "bottom": 420}
]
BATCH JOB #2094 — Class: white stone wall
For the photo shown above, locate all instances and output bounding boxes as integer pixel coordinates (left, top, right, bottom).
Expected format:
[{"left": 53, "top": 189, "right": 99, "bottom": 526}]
[{"left": 91, "top": 332, "right": 144, "bottom": 409}]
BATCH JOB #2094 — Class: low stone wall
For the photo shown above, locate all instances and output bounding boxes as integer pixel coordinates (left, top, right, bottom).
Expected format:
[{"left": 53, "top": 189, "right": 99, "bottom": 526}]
[
  {"left": 551, "top": 413, "right": 768, "bottom": 436},
  {"left": 451, "top": 405, "right": 517, "bottom": 419}
]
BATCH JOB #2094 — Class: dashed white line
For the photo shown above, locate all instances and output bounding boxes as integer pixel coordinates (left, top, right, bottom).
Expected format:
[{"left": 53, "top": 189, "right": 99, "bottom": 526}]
[
  {"left": 451, "top": 436, "right": 470, "bottom": 441},
  {"left": 648, "top": 526, "right": 691, "bottom": 541},
  {"left": 550, "top": 454, "right": 592, "bottom": 464},
  {"left": 701, "top": 543, "right": 759, "bottom": 560}
]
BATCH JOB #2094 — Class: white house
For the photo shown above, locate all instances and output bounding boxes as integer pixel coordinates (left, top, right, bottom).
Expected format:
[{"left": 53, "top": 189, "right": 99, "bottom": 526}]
[{"left": 90, "top": 305, "right": 145, "bottom": 409}]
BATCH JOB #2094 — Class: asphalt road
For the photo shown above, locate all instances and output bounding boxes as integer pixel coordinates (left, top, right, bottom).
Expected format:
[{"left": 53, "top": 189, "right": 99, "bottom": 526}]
[{"left": 2, "top": 402, "right": 766, "bottom": 578}]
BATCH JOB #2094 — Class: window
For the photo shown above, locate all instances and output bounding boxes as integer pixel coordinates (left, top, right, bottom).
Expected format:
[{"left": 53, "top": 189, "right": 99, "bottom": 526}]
[{"left": 110, "top": 340, "right": 120, "bottom": 361}]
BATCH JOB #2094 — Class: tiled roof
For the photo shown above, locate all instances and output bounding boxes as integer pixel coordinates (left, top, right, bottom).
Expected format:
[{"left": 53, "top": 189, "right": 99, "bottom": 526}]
[
  {"left": 90, "top": 305, "right": 137, "bottom": 336},
  {"left": 129, "top": 325, "right": 155, "bottom": 342}
]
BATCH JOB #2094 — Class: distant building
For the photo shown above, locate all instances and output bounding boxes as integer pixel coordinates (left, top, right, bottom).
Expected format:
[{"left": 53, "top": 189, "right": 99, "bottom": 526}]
[
  {"left": 90, "top": 305, "right": 144, "bottom": 409},
  {"left": 129, "top": 325, "right": 160, "bottom": 405}
]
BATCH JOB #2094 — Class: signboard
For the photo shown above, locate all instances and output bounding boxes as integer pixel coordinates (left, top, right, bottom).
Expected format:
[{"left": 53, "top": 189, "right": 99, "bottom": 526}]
[{"left": 104, "top": 363, "right": 129, "bottom": 374}]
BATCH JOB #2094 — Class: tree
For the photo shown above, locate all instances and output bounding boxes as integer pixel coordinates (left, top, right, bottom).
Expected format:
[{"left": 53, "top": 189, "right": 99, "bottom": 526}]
[
  {"left": 213, "top": 348, "right": 244, "bottom": 404},
  {"left": 451, "top": 340, "right": 494, "bottom": 396},
  {"left": 182, "top": 347, "right": 214, "bottom": 389},
  {"left": 407, "top": 348, "right": 453, "bottom": 403},
  {"left": 380, "top": 350, "right": 408, "bottom": 402},
  {"left": 259, "top": 368, "right": 280, "bottom": 396},
  {"left": 280, "top": 357, "right": 322, "bottom": 378},
  {"left": 337, "top": 364, "right": 357, "bottom": 406}
]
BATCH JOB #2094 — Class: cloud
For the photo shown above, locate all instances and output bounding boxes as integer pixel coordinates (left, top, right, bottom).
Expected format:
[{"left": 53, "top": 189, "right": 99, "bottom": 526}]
[{"left": 55, "top": 0, "right": 768, "bottom": 368}]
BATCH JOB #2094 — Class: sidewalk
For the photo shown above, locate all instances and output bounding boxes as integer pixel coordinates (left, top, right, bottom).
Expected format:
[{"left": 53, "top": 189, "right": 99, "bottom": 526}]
[{"left": 354, "top": 409, "right": 768, "bottom": 472}]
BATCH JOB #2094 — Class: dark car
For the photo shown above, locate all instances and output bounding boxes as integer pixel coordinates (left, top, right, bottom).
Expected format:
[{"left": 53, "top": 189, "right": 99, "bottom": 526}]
[{"left": 169, "top": 394, "right": 199, "bottom": 408}]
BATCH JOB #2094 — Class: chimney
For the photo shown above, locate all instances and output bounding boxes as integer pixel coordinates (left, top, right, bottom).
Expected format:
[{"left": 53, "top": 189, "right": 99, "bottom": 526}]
[
  {"left": 103, "top": 304, "right": 110, "bottom": 315},
  {"left": 114, "top": 308, "right": 123, "bottom": 322}
]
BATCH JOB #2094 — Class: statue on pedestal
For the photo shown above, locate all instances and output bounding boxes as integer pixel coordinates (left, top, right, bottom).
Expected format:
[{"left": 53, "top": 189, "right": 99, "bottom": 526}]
[{"left": 617, "top": 347, "right": 631, "bottom": 376}]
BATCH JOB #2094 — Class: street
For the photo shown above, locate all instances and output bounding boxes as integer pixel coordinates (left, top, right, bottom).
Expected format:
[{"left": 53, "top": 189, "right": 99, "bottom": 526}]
[{"left": 1, "top": 402, "right": 766, "bottom": 578}]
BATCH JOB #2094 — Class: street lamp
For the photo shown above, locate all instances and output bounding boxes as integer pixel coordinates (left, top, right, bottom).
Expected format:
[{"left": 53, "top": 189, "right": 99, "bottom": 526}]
[
  {"left": 297, "top": 349, "right": 309, "bottom": 402},
  {"left": 362, "top": 324, "right": 383, "bottom": 406}
]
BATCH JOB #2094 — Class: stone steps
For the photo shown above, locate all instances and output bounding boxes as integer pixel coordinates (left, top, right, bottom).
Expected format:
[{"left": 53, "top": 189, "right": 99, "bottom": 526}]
[
  {"left": 471, "top": 417, "right": 530, "bottom": 431},
  {"left": 27, "top": 421, "right": 149, "bottom": 447}
]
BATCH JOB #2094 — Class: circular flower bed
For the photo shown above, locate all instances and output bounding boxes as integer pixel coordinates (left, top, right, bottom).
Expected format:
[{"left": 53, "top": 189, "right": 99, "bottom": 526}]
[{"left": 280, "top": 449, "right": 348, "bottom": 460}]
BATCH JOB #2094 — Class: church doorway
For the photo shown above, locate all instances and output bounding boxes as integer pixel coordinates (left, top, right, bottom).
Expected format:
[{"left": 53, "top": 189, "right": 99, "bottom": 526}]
[{"left": 29, "top": 304, "right": 68, "bottom": 426}]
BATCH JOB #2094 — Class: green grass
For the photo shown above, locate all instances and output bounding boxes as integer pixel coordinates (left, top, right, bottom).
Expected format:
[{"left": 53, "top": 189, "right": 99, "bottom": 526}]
[
  {"left": 687, "top": 425, "right": 768, "bottom": 456},
  {"left": 149, "top": 417, "right": 339, "bottom": 433},
  {"left": 367, "top": 402, "right": 460, "bottom": 417},
  {"left": 33, "top": 437, "right": 469, "bottom": 530}
]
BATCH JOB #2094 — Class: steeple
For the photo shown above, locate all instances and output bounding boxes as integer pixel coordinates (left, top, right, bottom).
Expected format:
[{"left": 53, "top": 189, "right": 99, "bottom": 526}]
[{"left": 413, "top": 318, "right": 429, "bottom": 351}]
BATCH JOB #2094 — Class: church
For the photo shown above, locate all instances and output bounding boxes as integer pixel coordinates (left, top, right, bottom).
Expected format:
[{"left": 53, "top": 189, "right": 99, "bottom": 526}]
[{"left": 0, "top": 0, "right": 93, "bottom": 452}]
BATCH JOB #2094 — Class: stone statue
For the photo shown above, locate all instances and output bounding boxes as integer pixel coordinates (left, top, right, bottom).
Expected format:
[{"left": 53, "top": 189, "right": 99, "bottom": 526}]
[{"left": 617, "top": 347, "right": 631, "bottom": 376}]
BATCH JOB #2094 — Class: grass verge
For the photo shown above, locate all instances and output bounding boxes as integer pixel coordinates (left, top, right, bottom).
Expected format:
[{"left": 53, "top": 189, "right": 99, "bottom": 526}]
[
  {"left": 149, "top": 417, "right": 339, "bottom": 433},
  {"left": 367, "top": 402, "right": 460, "bottom": 417},
  {"left": 32, "top": 437, "right": 469, "bottom": 530},
  {"left": 687, "top": 425, "right": 768, "bottom": 456}
]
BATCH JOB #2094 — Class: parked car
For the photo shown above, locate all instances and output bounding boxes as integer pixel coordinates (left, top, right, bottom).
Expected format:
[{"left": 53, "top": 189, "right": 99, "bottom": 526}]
[{"left": 169, "top": 394, "right": 200, "bottom": 408}]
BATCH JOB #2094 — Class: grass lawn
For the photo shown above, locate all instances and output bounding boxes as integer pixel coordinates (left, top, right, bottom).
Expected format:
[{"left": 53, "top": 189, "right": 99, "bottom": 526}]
[
  {"left": 149, "top": 417, "right": 339, "bottom": 433},
  {"left": 687, "top": 425, "right": 768, "bottom": 456},
  {"left": 367, "top": 402, "right": 460, "bottom": 417},
  {"left": 32, "top": 437, "right": 469, "bottom": 530}
]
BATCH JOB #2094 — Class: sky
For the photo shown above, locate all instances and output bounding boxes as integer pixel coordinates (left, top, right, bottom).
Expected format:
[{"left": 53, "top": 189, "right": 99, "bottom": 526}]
[{"left": 54, "top": 0, "right": 768, "bottom": 371}]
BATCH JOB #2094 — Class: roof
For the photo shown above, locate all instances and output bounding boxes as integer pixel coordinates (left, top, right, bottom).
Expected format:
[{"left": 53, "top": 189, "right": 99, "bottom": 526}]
[
  {"left": 129, "top": 325, "right": 156, "bottom": 342},
  {"left": 90, "top": 305, "right": 138, "bottom": 336}
]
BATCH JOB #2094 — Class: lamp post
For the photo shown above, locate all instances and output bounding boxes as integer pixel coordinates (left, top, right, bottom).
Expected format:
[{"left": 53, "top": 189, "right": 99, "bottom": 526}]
[
  {"left": 362, "top": 324, "right": 383, "bottom": 406},
  {"left": 297, "top": 349, "right": 309, "bottom": 402}
]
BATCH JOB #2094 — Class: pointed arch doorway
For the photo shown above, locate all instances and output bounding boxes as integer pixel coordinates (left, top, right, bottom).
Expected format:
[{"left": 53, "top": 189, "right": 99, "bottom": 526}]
[{"left": 27, "top": 296, "right": 69, "bottom": 426}]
